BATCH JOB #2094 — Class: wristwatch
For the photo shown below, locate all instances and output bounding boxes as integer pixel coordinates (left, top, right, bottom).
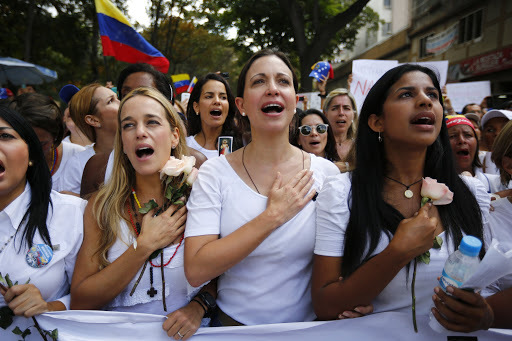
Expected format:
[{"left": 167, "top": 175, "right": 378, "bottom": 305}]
[{"left": 197, "top": 292, "right": 217, "bottom": 318}]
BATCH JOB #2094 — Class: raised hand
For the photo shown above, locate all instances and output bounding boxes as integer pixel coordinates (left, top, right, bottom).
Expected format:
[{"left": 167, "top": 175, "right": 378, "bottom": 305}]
[
  {"left": 138, "top": 204, "right": 187, "bottom": 252},
  {"left": 265, "top": 169, "right": 316, "bottom": 227},
  {"left": 389, "top": 202, "right": 437, "bottom": 260}
]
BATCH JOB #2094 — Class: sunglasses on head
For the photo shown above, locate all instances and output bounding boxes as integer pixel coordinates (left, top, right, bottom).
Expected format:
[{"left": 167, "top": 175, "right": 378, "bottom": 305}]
[{"left": 298, "top": 124, "right": 329, "bottom": 136}]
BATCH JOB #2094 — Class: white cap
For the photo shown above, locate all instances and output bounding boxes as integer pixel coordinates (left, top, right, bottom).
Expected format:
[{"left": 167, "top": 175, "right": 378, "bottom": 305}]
[{"left": 481, "top": 109, "right": 512, "bottom": 128}]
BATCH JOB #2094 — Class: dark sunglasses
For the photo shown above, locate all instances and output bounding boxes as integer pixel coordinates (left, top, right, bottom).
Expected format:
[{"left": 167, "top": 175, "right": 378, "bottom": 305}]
[{"left": 298, "top": 124, "right": 329, "bottom": 136}]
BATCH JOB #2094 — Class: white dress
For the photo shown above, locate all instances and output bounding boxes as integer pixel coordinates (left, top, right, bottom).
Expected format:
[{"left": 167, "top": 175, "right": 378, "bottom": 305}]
[
  {"left": 52, "top": 141, "right": 86, "bottom": 192},
  {"left": 186, "top": 135, "right": 219, "bottom": 160},
  {"left": 58, "top": 145, "right": 96, "bottom": 194},
  {"left": 185, "top": 154, "right": 340, "bottom": 325},
  {"left": 315, "top": 173, "right": 490, "bottom": 317},
  {"left": 0, "top": 184, "right": 86, "bottom": 340},
  {"left": 104, "top": 221, "right": 193, "bottom": 315}
]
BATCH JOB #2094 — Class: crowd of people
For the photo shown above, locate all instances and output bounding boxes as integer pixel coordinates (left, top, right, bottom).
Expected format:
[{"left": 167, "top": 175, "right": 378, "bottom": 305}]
[{"left": 0, "top": 49, "right": 511, "bottom": 340}]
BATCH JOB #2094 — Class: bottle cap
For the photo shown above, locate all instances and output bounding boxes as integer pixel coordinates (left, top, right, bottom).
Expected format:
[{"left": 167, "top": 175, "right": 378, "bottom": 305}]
[{"left": 459, "top": 236, "right": 482, "bottom": 257}]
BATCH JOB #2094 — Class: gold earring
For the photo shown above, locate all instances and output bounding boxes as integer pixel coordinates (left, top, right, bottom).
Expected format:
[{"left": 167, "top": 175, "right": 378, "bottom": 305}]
[{"left": 28, "top": 161, "right": 33, "bottom": 166}]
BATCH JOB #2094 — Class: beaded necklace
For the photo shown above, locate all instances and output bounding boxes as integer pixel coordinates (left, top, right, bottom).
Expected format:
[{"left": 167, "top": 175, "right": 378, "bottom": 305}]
[{"left": 127, "top": 189, "right": 184, "bottom": 267}]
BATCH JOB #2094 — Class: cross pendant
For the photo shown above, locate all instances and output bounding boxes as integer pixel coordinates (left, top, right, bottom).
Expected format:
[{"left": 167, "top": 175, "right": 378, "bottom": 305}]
[{"left": 147, "top": 286, "right": 158, "bottom": 297}]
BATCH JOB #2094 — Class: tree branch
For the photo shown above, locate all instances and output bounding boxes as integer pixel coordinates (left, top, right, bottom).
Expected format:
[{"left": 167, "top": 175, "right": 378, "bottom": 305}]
[
  {"left": 278, "top": 0, "right": 306, "bottom": 54},
  {"left": 310, "top": 0, "right": 371, "bottom": 54}
]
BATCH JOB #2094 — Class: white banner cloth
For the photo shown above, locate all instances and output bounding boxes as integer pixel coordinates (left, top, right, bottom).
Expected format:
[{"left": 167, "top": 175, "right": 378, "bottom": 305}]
[{"left": 36, "top": 310, "right": 512, "bottom": 341}]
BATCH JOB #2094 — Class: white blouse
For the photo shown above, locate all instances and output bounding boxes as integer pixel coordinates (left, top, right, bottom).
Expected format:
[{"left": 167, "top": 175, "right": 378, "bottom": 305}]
[
  {"left": 315, "top": 173, "right": 490, "bottom": 316},
  {"left": 0, "top": 184, "right": 86, "bottom": 340}
]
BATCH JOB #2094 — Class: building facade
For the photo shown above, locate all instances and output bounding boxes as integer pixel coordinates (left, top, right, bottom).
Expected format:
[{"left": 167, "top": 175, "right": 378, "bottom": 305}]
[{"left": 331, "top": 0, "right": 512, "bottom": 107}]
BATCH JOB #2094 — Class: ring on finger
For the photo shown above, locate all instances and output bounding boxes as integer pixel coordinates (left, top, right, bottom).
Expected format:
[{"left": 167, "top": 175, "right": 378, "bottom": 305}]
[{"left": 177, "top": 331, "right": 184, "bottom": 338}]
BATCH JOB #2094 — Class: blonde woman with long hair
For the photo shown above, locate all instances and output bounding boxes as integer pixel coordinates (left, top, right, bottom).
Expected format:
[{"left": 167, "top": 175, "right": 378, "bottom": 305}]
[{"left": 71, "top": 88, "right": 212, "bottom": 340}]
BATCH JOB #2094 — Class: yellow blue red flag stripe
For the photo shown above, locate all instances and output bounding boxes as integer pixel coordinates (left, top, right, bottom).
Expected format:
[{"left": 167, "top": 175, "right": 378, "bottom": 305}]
[
  {"left": 171, "top": 74, "right": 190, "bottom": 94},
  {"left": 95, "top": 0, "right": 169, "bottom": 73}
]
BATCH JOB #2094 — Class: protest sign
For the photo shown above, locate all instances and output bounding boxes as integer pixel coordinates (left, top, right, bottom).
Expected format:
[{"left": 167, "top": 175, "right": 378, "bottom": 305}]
[
  {"left": 350, "top": 60, "right": 398, "bottom": 112},
  {"left": 445, "top": 81, "right": 491, "bottom": 113}
]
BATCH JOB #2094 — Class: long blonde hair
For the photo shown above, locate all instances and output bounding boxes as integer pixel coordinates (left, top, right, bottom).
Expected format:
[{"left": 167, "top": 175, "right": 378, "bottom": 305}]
[{"left": 93, "top": 87, "right": 188, "bottom": 268}]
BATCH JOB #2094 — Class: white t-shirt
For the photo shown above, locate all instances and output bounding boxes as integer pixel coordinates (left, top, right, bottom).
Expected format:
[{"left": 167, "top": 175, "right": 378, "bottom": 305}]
[
  {"left": 482, "top": 197, "right": 512, "bottom": 296},
  {"left": 59, "top": 145, "right": 96, "bottom": 194},
  {"left": 315, "top": 173, "right": 490, "bottom": 317},
  {"left": 105, "top": 221, "right": 195, "bottom": 315},
  {"left": 0, "top": 184, "right": 86, "bottom": 340},
  {"left": 185, "top": 154, "right": 340, "bottom": 325},
  {"left": 52, "top": 141, "right": 86, "bottom": 192},
  {"left": 186, "top": 135, "right": 219, "bottom": 160},
  {"left": 474, "top": 167, "right": 508, "bottom": 194},
  {"left": 479, "top": 151, "right": 499, "bottom": 175}
]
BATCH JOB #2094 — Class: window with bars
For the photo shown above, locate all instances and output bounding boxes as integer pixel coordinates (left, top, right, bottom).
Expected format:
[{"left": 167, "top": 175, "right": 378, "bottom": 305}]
[
  {"left": 458, "top": 9, "right": 483, "bottom": 44},
  {"left": 419, "top": 34, "right": 434, "bottom": 58}
]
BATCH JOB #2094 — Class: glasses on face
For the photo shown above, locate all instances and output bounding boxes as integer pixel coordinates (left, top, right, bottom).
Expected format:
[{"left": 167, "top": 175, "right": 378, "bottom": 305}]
[{"left": 298, "top": 124, "right": 329, "bottom": 136}]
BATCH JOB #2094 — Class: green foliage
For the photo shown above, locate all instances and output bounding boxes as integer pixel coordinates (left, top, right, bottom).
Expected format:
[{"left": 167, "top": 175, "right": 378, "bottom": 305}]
[
  {"left": 0, "top": 306, "right": 14, "bottom": 330},
  {"left": 12, "top": 326, "right": 31, "bottom": 340},
  {"left": 139, "top": 199, "right": 159, "bottom": 214},
  {"left": 198, "top": 0, "right": 379, "bottom": 90}
]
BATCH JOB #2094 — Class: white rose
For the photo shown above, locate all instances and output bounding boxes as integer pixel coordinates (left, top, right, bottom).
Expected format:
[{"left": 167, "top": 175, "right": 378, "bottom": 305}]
[
  {"left": 181, "top": 155, "right": 196, "bottom": 174},
  {"left": 160, "top": 156, "right": 185, "bottom": 179}
]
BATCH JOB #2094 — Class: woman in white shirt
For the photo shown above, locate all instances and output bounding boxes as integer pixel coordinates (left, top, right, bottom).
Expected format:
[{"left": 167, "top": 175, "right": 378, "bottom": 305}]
[
  {"left": 8, "top": 93, "right": 85, "bottom": 192},
  {"left": 312, "top": 64, "right": 494, "bottom": 332},
  {"left": 184, "top": 50, "right": 340, "bottom": 326},
  {"left": 446, "top": 114, "right": 506, "bottom": 194},
  {"left": 185, "top": 73, "right": 242, "bottom": 159},
  {"left": 0, "top": 107, "right": 85, "bottom": 340},
  {"left": 71, "top": 88, "right": 211, "bottom": 340},
  {"left": 60, "top": 83, "right": 120, "bottom": 195}
]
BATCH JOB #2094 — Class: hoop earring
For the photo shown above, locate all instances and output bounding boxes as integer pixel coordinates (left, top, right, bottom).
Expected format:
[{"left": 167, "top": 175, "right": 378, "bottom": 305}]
[{"left": 378, "top": 132, "right": 382, "bottom": 143}]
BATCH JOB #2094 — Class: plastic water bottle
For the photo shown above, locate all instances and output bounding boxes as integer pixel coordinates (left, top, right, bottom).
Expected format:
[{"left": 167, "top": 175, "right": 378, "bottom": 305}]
[{"left": 429, "top": 235, "right": 482, "bottom": 333}]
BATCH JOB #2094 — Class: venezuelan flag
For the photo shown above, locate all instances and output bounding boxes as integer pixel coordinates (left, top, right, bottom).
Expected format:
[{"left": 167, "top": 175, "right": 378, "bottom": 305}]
[
  {"left": 95, "top": 0, "right": 169, "bottom": 73},
  {"left": 171, "top": 74, "right": 190, "bottom": 94},
  {"left": 187, "top": 76, "right": 197, "bottom": 93}
]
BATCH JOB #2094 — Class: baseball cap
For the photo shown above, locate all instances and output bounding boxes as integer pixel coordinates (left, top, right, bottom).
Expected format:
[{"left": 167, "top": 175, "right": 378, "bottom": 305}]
[
  {"left": 481, "top": 109, "right": 512, "bottom": 128},
  {"left": 59, "top": 84, "right": 80, "bottom": 104}
]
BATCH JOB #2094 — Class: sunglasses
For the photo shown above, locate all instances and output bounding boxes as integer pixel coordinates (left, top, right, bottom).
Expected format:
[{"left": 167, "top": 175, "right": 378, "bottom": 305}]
[{"left": 298, "top": 124, "right": 329, "bottom": 136}]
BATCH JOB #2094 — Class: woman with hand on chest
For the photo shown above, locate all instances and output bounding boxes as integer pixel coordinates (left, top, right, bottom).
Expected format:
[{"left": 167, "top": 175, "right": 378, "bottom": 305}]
[
  {"left": 312, "top": 64, "right": 494, "bottom": 333},
  {"left": 70, "top": 88, "right": 213, "bottom": 340},
  {"left": 184, "top": 50, "right": 340, "bottom": 326}
]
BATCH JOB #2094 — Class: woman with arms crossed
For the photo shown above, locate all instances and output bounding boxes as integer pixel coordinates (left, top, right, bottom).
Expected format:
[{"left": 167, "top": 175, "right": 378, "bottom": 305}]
[
  {"left": 71, "top": 88, "right": 211, "bottom": 340},
  {"left": 312, "top": 64, "right": 494, "bottom": 332}
]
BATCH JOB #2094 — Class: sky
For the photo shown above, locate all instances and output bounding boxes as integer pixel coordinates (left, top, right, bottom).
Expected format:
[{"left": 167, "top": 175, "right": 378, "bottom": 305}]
[{"left": 126, "top": 0, "right": 151, "bottom": 28}]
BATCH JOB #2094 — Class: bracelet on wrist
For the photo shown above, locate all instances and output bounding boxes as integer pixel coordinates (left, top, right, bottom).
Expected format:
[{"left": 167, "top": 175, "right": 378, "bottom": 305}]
[
  {"left": 191, "top": 298, "right": 207, "bottom": 316},
  {"left": 318, "top": 93, "right": 327, "bottom": 98}
]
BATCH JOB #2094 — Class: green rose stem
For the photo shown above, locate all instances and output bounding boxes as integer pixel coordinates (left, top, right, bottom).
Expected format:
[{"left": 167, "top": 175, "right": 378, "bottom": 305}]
[
  {"left": 411, "top": 198, "right": 443, "bottom": 332},
  {"left": 0, "top": 276, "right": 48, "bottom": 341},
  {"left": 412, "top": 258, "right": 419, "bottom": 332}
]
